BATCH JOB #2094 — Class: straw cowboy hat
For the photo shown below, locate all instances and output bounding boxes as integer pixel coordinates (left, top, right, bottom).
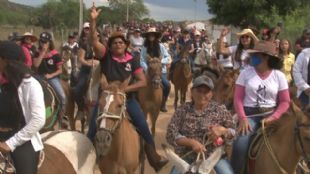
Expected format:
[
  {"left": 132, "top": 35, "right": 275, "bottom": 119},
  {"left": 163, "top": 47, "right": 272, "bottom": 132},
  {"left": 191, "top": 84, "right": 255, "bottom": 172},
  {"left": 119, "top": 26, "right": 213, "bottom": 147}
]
[
  {"left": 236, "top": 28, "right": 259, "bottom": 42},
  {"left": 142, "top": 27, "right": 162, "bottom": 38},
  {"left": 22, "top": 32, "right": 38, "bottom": 42},
  {"left": 247, "top": 40, "right": 280, "bottom": 59},
  {"left": 194, "top": 30, "right": 201, "bottom": 36}
]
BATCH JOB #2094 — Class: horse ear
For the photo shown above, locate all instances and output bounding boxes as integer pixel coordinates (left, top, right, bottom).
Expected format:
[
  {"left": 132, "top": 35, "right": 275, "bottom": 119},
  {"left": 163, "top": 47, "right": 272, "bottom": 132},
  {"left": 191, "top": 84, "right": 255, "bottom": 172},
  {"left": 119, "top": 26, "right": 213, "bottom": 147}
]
[
  {"left": 120, "top": 76, "right": 131, "bottom": 91},
  {"left": 100, "top": 74, "right": 108, "bottom": 89}
]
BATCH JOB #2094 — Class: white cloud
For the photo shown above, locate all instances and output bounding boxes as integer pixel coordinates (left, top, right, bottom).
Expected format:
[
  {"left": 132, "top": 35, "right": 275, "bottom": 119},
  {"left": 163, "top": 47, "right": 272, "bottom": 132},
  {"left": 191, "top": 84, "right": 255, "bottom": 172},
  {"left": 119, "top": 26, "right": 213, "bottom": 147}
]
[{"left": 144, "top": 2, "right": 211, "bottom": 21}]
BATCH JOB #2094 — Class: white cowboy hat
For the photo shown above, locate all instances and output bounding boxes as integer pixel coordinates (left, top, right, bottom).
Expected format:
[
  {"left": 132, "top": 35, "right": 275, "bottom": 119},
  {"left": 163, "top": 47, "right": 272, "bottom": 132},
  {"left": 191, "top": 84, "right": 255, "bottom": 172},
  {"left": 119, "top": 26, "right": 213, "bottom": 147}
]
[
  {"left": 236, "top": 28, "right": 259, "bottom": 42},
  {"left": 22, "top": 32, "right": 38, "bottom": 42},
  {"left": 142, "top": 27, "right": 162, "bottom": 38}
]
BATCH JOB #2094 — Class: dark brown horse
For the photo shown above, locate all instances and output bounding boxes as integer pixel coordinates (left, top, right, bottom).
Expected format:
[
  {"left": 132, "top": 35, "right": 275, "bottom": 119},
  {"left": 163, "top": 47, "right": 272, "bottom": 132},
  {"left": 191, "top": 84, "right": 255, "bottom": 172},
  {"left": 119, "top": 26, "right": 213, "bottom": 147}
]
[
  {"left": 95, "top": 75, "right": 141, "bottom": 174},
  {"left": 171, "top": 49, "right": 192, "bottom": 109},
  {"left": 138, "top": 56, "right": 162, "bottom": 136}
]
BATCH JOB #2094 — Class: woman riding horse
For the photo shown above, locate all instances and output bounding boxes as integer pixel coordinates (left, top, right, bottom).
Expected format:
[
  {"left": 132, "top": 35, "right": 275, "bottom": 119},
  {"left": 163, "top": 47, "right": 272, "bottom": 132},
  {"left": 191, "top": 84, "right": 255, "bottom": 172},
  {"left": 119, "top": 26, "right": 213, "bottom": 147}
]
[
  {"left": 232, "top": 41, "right": 290, "bottom": 174},
  {"left": 32, "top": 32, "right": 67, "bottom": 128},
  {"left": 87, "top": 5, "right": 168, "bottom": 172},
  {"left": 0, "top": 41, "right": 45, "bottom": 174},
  {"left": 140, "top": 27, "right": 172, "bottom": 112}
]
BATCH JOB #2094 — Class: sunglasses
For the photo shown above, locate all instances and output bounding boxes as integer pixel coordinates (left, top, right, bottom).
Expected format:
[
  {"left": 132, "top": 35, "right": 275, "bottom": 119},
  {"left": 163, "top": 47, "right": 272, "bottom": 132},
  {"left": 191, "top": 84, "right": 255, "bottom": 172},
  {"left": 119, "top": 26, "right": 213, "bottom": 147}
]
[{"left": 241, "top": 35, "right": 250, "bottom": 39}]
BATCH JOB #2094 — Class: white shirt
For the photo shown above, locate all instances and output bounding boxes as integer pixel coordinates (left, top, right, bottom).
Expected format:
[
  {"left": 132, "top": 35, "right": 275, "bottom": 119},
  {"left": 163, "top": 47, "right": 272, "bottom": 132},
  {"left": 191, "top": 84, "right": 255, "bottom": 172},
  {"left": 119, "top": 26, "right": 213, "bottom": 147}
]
[
  {"left": 130, "top": 36, "right": 144, "bottom": 51},
  {"left": 293, "top": 48, "right": 310, "bottom": 97},
  {"left": 236, "top": 67, "right": 288, "bottom": 108},
  {"left": 217, "top": 54, "right": 233, "bottom": 68},
  {"left": 6, "top": 77, "right": 45, "bottom": 152},
  {"left": 229, "top": 45, "right": 250, "bottom": 70}
]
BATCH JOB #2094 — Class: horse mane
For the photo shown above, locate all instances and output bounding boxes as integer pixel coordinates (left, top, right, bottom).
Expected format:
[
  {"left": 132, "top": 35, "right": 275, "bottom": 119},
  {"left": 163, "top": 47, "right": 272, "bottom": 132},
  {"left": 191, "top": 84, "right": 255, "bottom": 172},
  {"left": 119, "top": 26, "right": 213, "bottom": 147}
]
[
  {"left": 267, "top": 102, "right": 300, "bottom": 132},
  {"left": 105, "top": 82, "right": 122, "bottom": 93}
]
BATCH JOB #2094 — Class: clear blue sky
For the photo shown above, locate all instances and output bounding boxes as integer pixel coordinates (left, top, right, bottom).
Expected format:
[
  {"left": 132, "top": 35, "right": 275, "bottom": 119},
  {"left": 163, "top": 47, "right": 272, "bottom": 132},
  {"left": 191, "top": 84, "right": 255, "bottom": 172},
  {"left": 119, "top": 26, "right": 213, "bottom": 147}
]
[{"left": 10, "top": 0, "right": 211, "bottom": 21}]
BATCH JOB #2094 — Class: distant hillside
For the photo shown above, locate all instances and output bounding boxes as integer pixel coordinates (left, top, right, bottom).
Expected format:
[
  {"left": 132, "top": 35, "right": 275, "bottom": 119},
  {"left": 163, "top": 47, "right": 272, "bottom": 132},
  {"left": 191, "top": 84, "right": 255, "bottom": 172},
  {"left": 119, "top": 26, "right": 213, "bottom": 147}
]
[{"left": 0, "top": 0, "right": 33, "bottom": 25}]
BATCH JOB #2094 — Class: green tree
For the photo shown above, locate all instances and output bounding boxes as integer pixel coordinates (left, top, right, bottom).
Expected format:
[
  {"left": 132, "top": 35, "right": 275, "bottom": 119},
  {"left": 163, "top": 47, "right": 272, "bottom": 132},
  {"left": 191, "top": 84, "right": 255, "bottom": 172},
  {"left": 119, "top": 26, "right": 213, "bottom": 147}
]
[
  {"left": 107, "top": 0, "right": 149, "bottom": 21},
  {"left": 34, "top": 0, "right": 81, "bottom": 29},
  {"left": 206, "top": 0, "right": 310, "bottom": 28}
]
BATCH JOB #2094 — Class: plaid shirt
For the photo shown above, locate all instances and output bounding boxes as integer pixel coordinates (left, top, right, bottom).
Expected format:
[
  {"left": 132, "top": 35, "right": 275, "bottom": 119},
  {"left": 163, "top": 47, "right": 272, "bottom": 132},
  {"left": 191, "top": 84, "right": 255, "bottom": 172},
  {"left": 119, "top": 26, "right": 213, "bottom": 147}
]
[{"left": 166, "top": 101, "right": 235, "bottom": 163}]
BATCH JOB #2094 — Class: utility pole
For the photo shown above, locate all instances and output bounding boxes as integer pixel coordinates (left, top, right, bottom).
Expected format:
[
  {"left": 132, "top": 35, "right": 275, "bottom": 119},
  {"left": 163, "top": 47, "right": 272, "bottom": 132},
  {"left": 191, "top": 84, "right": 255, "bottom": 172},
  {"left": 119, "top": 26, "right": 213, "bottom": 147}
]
[
  {"left": 79, "top": 0, "right": 83, "bottom": 35},
  {"left": 126, "top": 0, "right": 129, "bottom": 22}
]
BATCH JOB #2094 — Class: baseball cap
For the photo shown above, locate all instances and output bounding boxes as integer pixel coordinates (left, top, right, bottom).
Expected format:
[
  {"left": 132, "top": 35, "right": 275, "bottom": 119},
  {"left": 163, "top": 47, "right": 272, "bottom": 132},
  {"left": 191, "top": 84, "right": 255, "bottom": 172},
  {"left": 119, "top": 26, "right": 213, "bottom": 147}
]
[{"left": 192, "top": 75, "right": 214, "bottom": 90}]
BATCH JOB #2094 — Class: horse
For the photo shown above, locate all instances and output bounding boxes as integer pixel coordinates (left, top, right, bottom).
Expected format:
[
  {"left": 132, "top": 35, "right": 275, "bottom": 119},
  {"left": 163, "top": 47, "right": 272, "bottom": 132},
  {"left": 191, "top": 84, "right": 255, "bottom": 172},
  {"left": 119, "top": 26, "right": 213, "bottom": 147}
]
[
  {"left": 212, "top": 69, "right": 239, "bottom": 111},
  {"left": 247, "top": 102, "right": 310, "bottom": 174},
  {"left": 138, "top": 56, "right": 163, "bottom": 136},
  {"left": 171, "top": 49, "right": 192, "bottom": 109},
  {"left": 39, "top": 79, "right": 73, "bottom": 132},
  {"left": 0, "top": 131, "right": 96, "bottom": 174},
  {"left": 95, "top": 75, "right": 141, "bottom": 174}
]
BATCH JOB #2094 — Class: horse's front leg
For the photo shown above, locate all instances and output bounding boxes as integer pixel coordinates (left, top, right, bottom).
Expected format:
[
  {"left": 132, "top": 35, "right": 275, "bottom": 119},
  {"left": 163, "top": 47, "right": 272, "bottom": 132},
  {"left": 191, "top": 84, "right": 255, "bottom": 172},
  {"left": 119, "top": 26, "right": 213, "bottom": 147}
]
[
  {"left": 181, "top": 87, "right": 186, "bottom": 105},
  {"left": 174, "top": 86, "right": 179, "bottom": 110}
]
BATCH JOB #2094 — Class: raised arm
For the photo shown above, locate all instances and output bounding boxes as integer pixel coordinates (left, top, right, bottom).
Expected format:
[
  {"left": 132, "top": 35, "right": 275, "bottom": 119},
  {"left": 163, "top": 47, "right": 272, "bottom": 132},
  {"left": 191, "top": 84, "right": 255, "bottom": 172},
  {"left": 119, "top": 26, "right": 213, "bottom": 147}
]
[
  {"left": 216, "top": 27, "right": 232, "bottom": 55},
  {"left": 90, "top": 4, "right": 106, "bottom": 59}
]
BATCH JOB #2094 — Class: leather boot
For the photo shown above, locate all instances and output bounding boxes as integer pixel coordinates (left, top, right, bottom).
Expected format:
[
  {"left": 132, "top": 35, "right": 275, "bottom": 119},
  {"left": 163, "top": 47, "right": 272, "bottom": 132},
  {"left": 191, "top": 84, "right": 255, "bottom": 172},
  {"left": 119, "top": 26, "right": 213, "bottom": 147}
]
[
  {"left": 144, "top": 143, "right": 168, "bottom": 172},
  {"left": 160, "top": 96, "right": 168, "bottom": 112}
]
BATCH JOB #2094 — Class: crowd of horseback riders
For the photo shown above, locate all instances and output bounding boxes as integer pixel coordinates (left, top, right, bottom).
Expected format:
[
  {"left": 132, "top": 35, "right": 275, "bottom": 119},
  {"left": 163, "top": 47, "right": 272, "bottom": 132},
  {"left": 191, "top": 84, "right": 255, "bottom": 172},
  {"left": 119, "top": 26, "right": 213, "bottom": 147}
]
[{"left": 0, "top": 3, "right": 310, "bottom": 174}]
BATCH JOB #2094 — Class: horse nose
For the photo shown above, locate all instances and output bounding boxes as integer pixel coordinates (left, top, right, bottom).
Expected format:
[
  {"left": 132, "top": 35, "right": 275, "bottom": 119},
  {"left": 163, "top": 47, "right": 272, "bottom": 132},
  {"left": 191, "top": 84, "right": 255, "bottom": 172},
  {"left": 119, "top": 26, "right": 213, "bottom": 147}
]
[{"left": 152, "top": 79, "right": 162, "bottom": 88}]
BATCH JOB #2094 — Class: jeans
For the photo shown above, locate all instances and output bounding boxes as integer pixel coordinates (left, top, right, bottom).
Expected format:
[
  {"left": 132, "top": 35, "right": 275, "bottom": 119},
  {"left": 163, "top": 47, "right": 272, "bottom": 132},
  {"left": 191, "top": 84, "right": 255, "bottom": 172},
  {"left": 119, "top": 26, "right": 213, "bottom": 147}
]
[
  {"left": 87, "top": 97, "right": 155, "bottom": 146},
  {"left": 170, "top": 159, "right": 234, "bottom": 174},
  {"left": 231, "top": 116, "right": 264, "bottom": 174},
  {"left": 298, "top": 91, "right": 309, "bottom": 110},
  {"left": 48, "top": 77, "right": 66, "bottom": 114},
  {"left": 161, "top": 73, "right": 171, "bottom": 98},
  {"left": 73, "top": 66, "right": 90, "bottom": 110}
]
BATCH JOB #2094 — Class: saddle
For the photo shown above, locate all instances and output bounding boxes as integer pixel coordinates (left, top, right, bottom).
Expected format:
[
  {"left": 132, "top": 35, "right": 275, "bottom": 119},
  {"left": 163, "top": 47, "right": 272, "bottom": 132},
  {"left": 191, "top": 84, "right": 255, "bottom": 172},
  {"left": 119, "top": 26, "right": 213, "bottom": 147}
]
[{"left": 247, "top": 125, "right": 276, "bottom": 173}]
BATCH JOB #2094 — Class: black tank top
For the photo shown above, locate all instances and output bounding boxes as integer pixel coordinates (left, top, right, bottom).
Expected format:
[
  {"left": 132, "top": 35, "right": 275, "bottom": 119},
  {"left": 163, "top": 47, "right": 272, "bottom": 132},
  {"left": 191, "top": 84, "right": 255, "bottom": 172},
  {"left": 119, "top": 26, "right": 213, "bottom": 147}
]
[{"left": 0, "top": 83, "right": 25, "bottom": 130}]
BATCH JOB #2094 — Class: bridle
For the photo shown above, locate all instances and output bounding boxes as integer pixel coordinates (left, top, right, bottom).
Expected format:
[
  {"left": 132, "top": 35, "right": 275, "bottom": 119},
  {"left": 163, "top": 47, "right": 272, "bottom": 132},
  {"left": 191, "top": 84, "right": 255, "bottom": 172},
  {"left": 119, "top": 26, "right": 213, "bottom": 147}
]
[
  {"left": 96, "top": 90, "right": 127, "bottom": 134},
  {"left": 295, "top": 123, "right": 310, "bottom": 168}
]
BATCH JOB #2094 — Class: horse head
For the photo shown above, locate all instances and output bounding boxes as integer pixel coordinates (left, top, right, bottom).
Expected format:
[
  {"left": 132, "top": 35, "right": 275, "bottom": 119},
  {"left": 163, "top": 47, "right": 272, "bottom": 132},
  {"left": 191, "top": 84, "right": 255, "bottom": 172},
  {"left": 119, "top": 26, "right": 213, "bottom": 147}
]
[
  {"left": 147, "top": 55, "right": 162, "bottom": 89},
  {"left": 213, "top": 69, "right": 239, "bottom": 110},
  {"left": 95, "top": 75, "right": 129, "bottom": 158}
]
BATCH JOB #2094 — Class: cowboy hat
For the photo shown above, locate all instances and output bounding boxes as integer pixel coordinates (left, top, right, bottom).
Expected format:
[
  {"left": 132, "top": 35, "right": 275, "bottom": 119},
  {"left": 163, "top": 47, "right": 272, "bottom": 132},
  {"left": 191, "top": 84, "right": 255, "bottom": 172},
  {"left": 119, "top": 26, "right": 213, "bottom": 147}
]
[
  {"left": 247, "top": 40, "right": 280, "bottom": 59},
  {"left": 236, "top": 28, "right": 259, "bottom": 42},
  {"left": 142, "top": 27, "right": 162, "bottom": 38},
  {"left": 194, "top": 30, "right": 201, "bottom": 36},
  {"left": 22, "top": 32, "right": 38, "bottom": 42}
]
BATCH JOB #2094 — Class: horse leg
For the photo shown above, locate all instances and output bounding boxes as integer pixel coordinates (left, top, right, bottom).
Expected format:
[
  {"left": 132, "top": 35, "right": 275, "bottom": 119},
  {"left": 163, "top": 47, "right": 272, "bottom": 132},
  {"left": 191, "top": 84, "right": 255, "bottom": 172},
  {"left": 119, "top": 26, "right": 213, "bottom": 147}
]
[
  {"left": 174, "top": 86, "right": 179, "bottom": 109},
  {"left": 150, "top": 109, "right": 159, "bottom": 138},
  {"left": 181, "top": 88, "right": 186, "bottom": 105}
]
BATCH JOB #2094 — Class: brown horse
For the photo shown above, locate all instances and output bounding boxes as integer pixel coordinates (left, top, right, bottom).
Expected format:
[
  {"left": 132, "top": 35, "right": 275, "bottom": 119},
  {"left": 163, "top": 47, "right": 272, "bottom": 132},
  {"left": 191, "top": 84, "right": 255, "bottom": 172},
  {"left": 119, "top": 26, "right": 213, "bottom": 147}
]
[
  {"left": 212, "top": 69, "right": 239, "bottom": 111},
  {"left": 95, "top": 75, "right": 141, "bottom": 174},
  {"left": 248, "top": 103, "right": 310, "bottom": 174},
  {"left": 138, "top": 56, "right": 163, "bottom": 136},
  {"left": 0, "top": 131, "right": 96, "bottom": 174},
  {"left": 171, "top": 49, "right": 192, "bottom": 109}
]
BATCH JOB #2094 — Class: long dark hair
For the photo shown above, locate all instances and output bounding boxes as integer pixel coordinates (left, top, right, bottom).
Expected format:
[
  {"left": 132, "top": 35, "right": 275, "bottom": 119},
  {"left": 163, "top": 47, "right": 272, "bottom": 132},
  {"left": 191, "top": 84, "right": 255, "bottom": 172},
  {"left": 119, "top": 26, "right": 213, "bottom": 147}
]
[
  {"left": 144, "top": 38, "right": 161, "bottom": 58},
  {"left": 268, "top": 56, "right": 283, "bottom": 70},
  {"left": 4, "top": 60, "right": 31, "bottom": 89},
  {"left": 235, "top": 38, "right": 255, "bottom": 62},
  {"left": 279, "top": 39, "right": 291, "bottom": 56}
]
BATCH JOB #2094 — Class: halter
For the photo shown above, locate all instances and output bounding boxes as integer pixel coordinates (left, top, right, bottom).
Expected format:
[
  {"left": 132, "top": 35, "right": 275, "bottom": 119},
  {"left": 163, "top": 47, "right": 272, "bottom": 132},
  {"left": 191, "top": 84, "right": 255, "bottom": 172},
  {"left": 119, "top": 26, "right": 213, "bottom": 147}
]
[
  {"left": 295, "top": 123, "right": 310, "bottom": 168},
  {"left": 96, "top": 90, "right": 127, "bottom": 134}
]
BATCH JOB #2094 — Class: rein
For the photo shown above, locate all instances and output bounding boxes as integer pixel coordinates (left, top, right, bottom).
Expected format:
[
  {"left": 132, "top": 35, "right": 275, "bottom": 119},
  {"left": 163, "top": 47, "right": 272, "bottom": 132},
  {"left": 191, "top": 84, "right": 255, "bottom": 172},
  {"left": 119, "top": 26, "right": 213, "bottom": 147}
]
[
  {"left": 96, "top": 90, "right": 127, "bottom": 134},
  {"left": 261, "top": 119, "right": 288, "bottom": 174}
]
